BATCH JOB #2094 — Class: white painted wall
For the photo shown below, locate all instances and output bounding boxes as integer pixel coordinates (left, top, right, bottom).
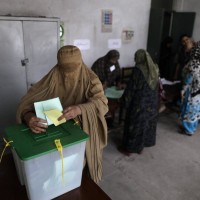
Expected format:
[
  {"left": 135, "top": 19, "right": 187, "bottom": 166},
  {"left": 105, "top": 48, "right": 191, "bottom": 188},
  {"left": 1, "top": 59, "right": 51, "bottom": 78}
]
[
  {"left": 173, "top": 0, "right": 200, "bottom": 42},
  {"left": 0, "top": 0, "right": 151, "bottom": 68}
]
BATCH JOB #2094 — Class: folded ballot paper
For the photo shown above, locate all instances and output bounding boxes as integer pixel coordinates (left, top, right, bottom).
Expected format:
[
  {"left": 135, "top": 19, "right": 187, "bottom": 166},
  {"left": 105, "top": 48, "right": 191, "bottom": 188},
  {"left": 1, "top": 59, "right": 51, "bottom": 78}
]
[{"left": 34, "top": 97, "right": 66, "bottom": 126}]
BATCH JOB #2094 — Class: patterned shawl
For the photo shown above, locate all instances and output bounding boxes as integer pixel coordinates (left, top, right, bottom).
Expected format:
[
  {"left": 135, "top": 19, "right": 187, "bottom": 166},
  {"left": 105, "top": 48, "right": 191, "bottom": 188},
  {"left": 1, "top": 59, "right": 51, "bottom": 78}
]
[
  {"left": 16, "top": 45, "right": 108, "bottom": 183},
  {"left": 184, "top": 41, "right": 200, "bottom": 95},
  {"left": 134, "top": 49, "right": 159, "bottom": 90}
]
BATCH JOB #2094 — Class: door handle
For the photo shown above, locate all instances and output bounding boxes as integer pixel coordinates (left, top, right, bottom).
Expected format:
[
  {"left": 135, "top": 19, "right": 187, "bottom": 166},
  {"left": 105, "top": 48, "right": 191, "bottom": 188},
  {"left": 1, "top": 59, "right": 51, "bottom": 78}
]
[{"left": 21, "top": 58, "right": 29, "bottom": 66}]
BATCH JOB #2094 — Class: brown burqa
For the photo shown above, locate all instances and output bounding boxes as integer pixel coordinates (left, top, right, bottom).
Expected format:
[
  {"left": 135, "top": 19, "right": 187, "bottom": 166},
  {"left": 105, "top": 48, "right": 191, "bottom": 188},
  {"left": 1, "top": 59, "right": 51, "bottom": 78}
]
[{"left": 16, "top": 45, "right": 108, "bottom": 183}]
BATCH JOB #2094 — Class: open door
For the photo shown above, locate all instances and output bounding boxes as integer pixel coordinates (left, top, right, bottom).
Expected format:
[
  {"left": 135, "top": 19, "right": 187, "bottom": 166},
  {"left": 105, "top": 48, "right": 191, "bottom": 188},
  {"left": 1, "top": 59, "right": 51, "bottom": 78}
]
[
  {"left": 147, "top": 8, "right": 195, "bottom": 63},
  {"left": 171, "top": 12, "right": 196, "bottom": 52},
  {"left": 147, "top": 8, "right": 165, "bottom": 63}
]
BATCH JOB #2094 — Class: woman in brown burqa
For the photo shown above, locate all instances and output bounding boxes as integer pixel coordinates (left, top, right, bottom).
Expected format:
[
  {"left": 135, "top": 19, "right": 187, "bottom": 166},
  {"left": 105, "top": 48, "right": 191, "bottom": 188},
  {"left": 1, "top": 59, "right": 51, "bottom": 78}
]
[{"left": 16, "top": 45, "right": 108, "bottom": 183}]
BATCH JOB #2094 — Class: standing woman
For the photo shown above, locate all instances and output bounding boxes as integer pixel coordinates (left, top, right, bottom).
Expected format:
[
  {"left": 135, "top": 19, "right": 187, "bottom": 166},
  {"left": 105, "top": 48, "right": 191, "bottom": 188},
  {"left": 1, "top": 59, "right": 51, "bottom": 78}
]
[
  {"left": 16, "top": 45, "right": 108, "bottom": 183},
  {"left": 180, "top": 41, "right": 200, "bottom": 135},
  {"left": 118, "top": 49, "right": 159, "bottom": 155}
]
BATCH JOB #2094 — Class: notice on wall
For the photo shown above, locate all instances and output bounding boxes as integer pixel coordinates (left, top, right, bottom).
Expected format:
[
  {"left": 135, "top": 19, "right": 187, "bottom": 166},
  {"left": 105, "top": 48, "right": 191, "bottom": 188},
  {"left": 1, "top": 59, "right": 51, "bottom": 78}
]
[
  {"left": 101, "top": 10, "right": 113, "bottom": 32},
  {"left": 73, "top": 39, "right": 90, "bottom": 50},
  {"left": 122, "top": 30, "right": 134, "bottom": 42},
  {"left": 108, "top": 39, "right": 121, "bottom": 49}
]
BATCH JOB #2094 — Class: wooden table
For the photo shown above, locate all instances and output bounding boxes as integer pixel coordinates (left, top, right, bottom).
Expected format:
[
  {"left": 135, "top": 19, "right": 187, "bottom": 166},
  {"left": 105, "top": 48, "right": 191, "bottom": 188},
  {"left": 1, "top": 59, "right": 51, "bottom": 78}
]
[{"left": 0, "top": 152, "right": 111, "bottom": 200}]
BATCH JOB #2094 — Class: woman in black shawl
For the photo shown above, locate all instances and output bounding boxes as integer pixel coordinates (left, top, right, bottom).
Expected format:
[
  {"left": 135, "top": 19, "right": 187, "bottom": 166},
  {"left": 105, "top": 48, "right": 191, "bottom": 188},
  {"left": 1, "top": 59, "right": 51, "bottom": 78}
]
[
  {"left": 118, "top": 49, "right": 159, "bottom": 155},
  {"left": 91, "top": 50, "right": 121, "bottom": 88}
]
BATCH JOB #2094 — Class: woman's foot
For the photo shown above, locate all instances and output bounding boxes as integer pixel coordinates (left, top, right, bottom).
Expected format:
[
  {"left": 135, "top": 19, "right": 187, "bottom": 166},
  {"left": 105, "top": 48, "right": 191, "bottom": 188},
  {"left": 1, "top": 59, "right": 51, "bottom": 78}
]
[
  {"left": 117, "top": 146, "right": 132, "bottom": 156},
  {"left": 138, "top": 150, "right": 144, "bottom": 154},
  {"left": 178, "top": 127, "right": 193, "bottom": 136},
  {"left": 117, "top": 146, "right": 143, "bottom": 156},
  {"left": 185, "top": 132, "right": 192, "bottom": 136},
  {"left": 159, "top": 104, "right": 166, "bottom": 113}
]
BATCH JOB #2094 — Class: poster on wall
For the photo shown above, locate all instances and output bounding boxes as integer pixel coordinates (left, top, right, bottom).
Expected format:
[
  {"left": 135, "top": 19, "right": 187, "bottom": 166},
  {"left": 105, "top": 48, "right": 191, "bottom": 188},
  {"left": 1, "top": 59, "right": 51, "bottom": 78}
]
[{"left": 101, "top": 9, "right": 112, "bottom": 32}]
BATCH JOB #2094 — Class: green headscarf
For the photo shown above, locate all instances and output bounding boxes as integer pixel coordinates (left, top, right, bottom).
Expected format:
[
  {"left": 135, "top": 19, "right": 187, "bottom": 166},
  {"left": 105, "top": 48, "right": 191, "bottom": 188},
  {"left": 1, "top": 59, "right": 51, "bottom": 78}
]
[{"left": 134, "top": 49, "right": 159, "bottom": 90}]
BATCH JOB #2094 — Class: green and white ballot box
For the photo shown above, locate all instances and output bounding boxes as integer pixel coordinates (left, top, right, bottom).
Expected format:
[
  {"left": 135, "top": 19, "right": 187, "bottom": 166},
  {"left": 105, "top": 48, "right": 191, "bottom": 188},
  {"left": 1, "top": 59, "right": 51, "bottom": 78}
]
[{"left": 4, "top": 120, "right": 89, "bottom": 200}]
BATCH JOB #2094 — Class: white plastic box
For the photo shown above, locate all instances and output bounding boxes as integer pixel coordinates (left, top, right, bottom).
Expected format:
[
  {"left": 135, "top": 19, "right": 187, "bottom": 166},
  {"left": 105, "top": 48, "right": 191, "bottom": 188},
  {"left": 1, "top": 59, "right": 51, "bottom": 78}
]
[{"left": 5, "top": 121, "right": 89, "bottom": 200}]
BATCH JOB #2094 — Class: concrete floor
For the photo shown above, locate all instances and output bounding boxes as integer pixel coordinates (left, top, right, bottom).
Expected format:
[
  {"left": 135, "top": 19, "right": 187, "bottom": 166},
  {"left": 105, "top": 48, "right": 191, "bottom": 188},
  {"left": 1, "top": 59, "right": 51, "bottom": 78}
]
[
  {"left": 1, "top": 111, "right": 200, "bottom": 200},
  {"left": 99, "top": 112, "right": 200, "bottom": 200}
]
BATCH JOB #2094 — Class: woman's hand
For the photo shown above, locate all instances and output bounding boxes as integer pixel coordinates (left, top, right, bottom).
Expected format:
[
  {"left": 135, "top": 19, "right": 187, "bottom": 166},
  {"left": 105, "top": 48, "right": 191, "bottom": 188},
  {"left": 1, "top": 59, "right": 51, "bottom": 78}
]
[
  {"left": 58, "top": 105, "right": 81, "bottom": 121},
  {"left": 24, "top": 112, "right": 48, "bottom": 133}
]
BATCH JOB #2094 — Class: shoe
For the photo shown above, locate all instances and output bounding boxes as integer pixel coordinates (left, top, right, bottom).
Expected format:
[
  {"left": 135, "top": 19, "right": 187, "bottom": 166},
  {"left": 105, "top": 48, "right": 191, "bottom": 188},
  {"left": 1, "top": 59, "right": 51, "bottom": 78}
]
[
  {"left": 185, "top": 132, "right": 192, "bottom": 136},
  {"left": 138, "top": 150, "right": 143, "bottom": 154},
  {"left": 117, "top": 146, "right": 132, "bottom": 156},
  {"left": 178, "top": 127, "right": 192, "bottom": 136}
]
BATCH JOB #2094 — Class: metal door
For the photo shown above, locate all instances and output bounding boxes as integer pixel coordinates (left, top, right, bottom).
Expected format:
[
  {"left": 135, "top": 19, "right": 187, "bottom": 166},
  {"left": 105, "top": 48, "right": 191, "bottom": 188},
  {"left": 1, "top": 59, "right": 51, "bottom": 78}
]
[
  {"left": 23, "top": 20, "right": 59, "bottom": 89},
  {"left": 147, "top": 8, "right": 165, "bottom": 63},
  {"left": 0, "top": 17, "right": 59, "bottom": 135},
  {"left": 0, "top": 20, "right": 27, "bottom": 132}
]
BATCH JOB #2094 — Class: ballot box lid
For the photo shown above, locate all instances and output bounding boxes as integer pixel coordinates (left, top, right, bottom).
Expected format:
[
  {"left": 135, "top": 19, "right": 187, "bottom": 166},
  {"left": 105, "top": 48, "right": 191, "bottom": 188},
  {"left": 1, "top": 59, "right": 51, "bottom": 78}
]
[{"left": 4, "top": 120, "right": 89, "bottom": 160}]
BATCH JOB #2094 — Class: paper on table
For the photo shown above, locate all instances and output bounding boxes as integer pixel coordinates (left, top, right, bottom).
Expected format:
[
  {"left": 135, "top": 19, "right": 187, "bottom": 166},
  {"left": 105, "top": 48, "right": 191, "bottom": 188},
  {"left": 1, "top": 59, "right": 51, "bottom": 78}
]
[
  {"left": 34, "top": 97, "right": 64, "bottom": 126},
  {"left": 105, "top": 86, "right": 124, "bottom": 99},
  {"left": 160, "top": 78, "right": 181, "bottom": 85},
  {"left": 43, "top": 109, "right": 66, "bottom": 126}
]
